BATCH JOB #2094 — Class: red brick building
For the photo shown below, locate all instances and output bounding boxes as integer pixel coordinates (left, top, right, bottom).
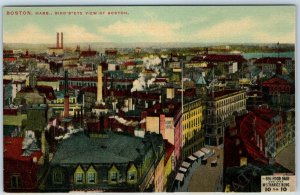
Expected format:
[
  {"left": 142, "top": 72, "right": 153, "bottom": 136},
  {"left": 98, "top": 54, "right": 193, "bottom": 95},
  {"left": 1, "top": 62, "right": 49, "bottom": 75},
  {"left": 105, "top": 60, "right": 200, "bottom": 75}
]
[
  {"left": 262, "top": 76, "right": 294, "bottom": 95},
  {"left": 261, "top": 75, "right": 295, "bottom": 109},
  {"left": 239, "top": 108, "right": 283, "bottom": 162},
  {"left": 4, "top": 137, "right": 42, "bottom": 192}
]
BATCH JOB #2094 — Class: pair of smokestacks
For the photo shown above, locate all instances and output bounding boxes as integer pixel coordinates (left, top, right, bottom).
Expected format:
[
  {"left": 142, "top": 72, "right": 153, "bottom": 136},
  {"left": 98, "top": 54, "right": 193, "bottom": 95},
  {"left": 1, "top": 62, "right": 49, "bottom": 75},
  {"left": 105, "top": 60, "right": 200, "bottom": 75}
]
[{"left": 56, "top": 32, "right": 64, "bottom": 49}]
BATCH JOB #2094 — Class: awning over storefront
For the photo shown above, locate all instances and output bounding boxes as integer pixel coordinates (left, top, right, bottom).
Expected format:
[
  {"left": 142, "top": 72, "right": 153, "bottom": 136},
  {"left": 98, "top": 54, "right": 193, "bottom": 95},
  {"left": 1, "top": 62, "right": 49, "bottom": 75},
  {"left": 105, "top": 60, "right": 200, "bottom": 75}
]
[
  {"left": 211, "top": 159, "right": 217, "bottom": 164},
  {"left": 188, "top": 155, "right": 197, "bottom": 161},
  {"left": 182, "top": 161, "right": 191, "bottom": 168},
  {"left": 175, "top": 173, "right": 184, "bottom": 182},
  {"left": 179, "top": 167, "right": 188, "bottom": 173},
  {"left": 193, "top": 150, "right": 205, "bottom": 158},
  {"left": 201, "top": 147, "right": 211, "bottom": 154}
]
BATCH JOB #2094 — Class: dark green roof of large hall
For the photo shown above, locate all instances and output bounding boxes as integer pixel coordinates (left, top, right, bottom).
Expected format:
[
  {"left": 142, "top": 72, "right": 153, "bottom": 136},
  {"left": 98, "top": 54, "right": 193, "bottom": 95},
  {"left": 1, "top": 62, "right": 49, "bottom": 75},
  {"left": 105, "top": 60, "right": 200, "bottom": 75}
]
[{"left": 51, "top": 131, "right": 163, "bottom": 165}]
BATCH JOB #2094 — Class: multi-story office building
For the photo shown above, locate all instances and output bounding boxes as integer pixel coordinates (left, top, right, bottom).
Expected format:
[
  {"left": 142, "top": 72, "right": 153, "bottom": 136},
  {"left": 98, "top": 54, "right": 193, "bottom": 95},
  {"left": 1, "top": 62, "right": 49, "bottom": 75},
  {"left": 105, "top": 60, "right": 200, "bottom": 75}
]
[
  {"left": 182, "top": 98, "right": 204, "bottom": 159},
  {"left": 204, "top": 89, "right": 246, "bottom": 146}
]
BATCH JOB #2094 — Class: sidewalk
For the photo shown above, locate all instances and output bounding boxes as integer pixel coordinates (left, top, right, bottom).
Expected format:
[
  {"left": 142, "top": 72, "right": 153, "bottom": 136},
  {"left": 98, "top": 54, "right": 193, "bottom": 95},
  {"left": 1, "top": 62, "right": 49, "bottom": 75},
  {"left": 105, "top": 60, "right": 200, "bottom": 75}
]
[
  {"left": 173, "top": 158, "right": 203, "bottom": 192},
  {"left": 188, "top": 146, "right": 224, "bottom": 192}
]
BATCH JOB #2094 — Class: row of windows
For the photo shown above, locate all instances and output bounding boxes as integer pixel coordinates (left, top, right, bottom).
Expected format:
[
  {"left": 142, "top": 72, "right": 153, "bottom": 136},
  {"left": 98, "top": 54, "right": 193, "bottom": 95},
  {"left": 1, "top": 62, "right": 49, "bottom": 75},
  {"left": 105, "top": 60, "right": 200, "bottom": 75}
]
[
  {"left": 52, "top": 98, "right": 76, "bottom": 104},
  {"left": 183, "top": 130, "right": 204, "bottom": 145},
  {"left": 207, "top": 93, "right": 245, "bottom": 108},
  {"left": 215, "top": 101, "right": 245, "bottom": 115},
  {"left": 60, "top": 81, "right": 97, "bottom": 87},
  {"left": 183, "top": 118, "right": 201, "bottom": 130},
  {"left": 183, "top": 108, "right": 202, "bottom": 121},
  {"left": 183, "top": 101, "right": 202, "bottom": 112},
  {"left": 216, "top": 94, "right": 245, "bottom": 107},
  {"left": 52, "top": 165, "right": 137, "bottom": 185}
]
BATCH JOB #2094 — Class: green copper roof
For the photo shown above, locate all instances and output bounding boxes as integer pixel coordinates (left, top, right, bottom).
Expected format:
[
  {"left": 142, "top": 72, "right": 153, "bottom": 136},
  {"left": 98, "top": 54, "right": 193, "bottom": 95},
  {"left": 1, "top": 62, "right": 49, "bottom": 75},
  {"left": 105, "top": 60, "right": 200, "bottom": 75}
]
[{"left": 196, "top": 75, "right": 207, "bottom": 85}]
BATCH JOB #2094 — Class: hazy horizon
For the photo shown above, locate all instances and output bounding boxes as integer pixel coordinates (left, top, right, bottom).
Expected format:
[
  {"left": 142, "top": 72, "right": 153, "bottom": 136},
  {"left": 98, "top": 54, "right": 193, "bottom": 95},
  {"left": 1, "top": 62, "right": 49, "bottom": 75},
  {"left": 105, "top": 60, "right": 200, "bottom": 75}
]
[{"left": 3, "top": 6, "right": 295, "bottom": 45}]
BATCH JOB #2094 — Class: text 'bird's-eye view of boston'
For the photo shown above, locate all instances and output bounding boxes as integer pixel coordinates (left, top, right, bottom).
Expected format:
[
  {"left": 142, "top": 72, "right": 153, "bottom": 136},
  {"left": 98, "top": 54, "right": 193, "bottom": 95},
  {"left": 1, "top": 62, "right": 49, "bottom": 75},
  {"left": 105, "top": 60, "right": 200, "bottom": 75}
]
[{"left": 2, "top": 6, "right": 296, "bottom": 193}]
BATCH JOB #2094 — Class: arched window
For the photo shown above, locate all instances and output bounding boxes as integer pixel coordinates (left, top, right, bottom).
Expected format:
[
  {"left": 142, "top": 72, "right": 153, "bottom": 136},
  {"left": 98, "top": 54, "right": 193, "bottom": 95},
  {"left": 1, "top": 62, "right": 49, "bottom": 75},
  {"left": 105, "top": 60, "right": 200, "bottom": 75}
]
[
  {"left": 86, "top": 165, "right": 97, "bottom": 184},
  {"left": 74, "top": 165, "right": 85, "bottom": 184}
]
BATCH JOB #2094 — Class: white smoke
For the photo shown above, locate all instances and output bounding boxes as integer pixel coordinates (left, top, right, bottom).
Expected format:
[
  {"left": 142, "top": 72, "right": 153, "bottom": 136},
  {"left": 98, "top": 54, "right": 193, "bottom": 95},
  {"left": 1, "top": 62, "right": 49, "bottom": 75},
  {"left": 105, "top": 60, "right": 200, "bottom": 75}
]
[
  {"left": 131, "top": 73, "right": 146, "bottom": 92},
  {"left": 183, "top": 78, "right": 191, "bottom": 82},
  {"left": 143, "top": 55, "right": 161, "bottom": 69},
  {"left": 139, "top": 118, "right": 146, "bottom": 124},
  {"left": 22, "top": 130, "right": 36, "bottom": 149},
  {"left": 147, "top": 78, "right": 156, "bottom": 88},
  {"left": 111, "top": 115, "right": 138, "bottom": 127},
  {"left": 54, "top": 128, "right": 83, "bottom": 140},
  {"left": 55, "top": 135, "right": 64, "bottom": 140},
  {"left": 131, "top": 56, "right": 161, "bottom": 92}
]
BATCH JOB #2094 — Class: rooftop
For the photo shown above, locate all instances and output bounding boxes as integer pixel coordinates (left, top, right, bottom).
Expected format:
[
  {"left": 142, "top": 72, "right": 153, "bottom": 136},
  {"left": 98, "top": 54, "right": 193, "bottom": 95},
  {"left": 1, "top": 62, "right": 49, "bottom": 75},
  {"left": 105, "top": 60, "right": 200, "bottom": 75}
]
[
  {"left": 51, "top": 131, "right": 163, "bottom": 165},
  {"left": 207, "top": 89, "right": 242, "bottom": 99},
  {"left": 262, "top": 75, "right": 294, "bottom": 86},
  {"left": 254, "top": 57, "right": 292, "bottom": 64},
  {"left": 3, "top": 79, "right": 12, "bottom": 85},
  {"left": 190, "top": 54, "right": 246, "bottom": 63},
  {"left": 4, "top": 137, "right": 42, "bottom": 162}
]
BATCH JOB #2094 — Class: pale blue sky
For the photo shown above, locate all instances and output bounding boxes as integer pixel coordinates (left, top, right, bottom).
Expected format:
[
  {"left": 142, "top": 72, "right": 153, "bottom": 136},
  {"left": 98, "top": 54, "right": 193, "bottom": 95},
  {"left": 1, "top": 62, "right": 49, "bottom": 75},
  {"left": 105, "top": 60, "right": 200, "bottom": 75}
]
[{"left": 3, "top": 6, "right": 296, "bottom": 44}]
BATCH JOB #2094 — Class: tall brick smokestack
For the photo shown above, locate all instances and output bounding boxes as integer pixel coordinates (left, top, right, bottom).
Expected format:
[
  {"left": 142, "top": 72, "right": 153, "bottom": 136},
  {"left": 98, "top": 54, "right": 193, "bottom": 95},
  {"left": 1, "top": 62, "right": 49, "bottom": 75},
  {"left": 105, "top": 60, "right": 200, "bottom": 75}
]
[
  {"left": 97, "top": 64, "right": 103, "bottom": 104},
  {"left": 64, "top": 70, "right": 69, "bottom": 118},
  {"left": 56, "top": 32, "right": 59, "bottom": 48},
  {"left": 61, "top": 32, "right": 63, "bottom": 49}
]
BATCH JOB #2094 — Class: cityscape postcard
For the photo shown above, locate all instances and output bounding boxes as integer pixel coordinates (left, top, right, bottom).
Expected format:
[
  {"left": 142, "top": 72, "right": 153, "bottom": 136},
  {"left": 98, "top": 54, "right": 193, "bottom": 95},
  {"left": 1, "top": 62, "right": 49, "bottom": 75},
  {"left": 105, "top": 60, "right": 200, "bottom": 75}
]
[{"left": 2, "top": 5, "right": 296, "bottom": 193}]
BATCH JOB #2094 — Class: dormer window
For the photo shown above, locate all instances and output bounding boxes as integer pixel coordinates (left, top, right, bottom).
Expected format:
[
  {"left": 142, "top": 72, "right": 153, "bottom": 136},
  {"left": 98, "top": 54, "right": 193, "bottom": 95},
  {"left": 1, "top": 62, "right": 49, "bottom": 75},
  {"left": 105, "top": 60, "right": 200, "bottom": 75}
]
[
  {"left": 128, "top": 172, "right": 135, "bottom": 181},
  {"left": 86, "top": 165, "right": 97, "bottom": 184},
  {"left": 127, "top": 164, "right": 137, "bottom": 184},
  {"left": 76, "top": 173, "right": 84, "bottom": 184},
  {"left": 111, "top": 172, "right": 118, "bottom": 182},
  {"left": 74, "top": 165, "right": 85, "bottom": 184},
  {"left": 108, "top": 165, "right": 119, "bottom": 184}
]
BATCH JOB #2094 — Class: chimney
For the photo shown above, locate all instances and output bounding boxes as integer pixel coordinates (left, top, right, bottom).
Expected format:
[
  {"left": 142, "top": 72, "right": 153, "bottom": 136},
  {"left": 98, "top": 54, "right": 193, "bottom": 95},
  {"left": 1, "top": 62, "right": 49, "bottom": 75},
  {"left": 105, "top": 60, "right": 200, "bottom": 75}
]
[
  {"left": 64, "top": 70, "right": 69, "bottom": 118},
  {"left": 29, "top": 73, "right": 37, "bottom": 88},
  {"left": 166, "top": 87, "right": 175, "bottom": 99},
  {"left": 276, "top": 61, "right": 283, "bottom": 75},
  {"left": 99, "top": 114, "right": 104, "bottom": 133},
  {"left": 112, "top": 101, "right": 117, "bottom": 111},
  {"left": 128, "top": 98, "right": 133, "bottom": 110},
  {"left": 161, "top": 58, "right": 165, "bottom": 68},
  {"left": 61, "top": 32, "right": 63, "bottom": 49},
  {"left": 56, "top": 32, "right": 59, "bottom": 48},
  {"left": 97, "top": 64, "right": 103, "bottom": 104},
  {"left": 40, "top": 128, "right": 46, "bottom": 164},
  {"left": 80, "top": 106, "right": 83, "bottom": 127}
]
